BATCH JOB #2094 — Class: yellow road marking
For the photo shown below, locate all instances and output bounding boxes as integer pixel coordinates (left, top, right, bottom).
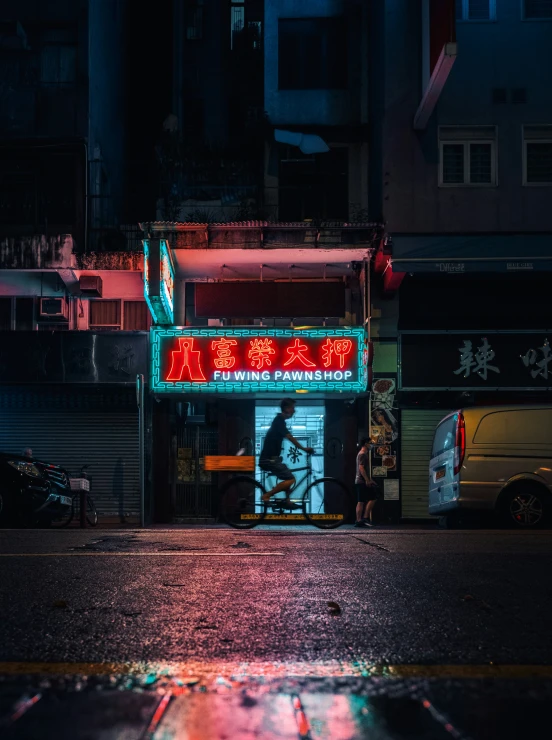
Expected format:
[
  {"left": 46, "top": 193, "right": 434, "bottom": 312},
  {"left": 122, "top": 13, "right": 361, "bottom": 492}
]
[
  {"left": 241, "top": 514, "right": 343, "bottom": 520},
  {"left": 0, "top": 552, "right": 285, "bottom": 557},
  {"left": 0, "top": 662, "right": 551, "bottom": 680}
]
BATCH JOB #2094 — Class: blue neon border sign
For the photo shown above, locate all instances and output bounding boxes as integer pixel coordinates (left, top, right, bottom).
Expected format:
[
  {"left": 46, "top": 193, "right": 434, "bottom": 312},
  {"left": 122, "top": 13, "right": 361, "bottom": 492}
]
[
  {"left": 159, "top": 240, "right": 174, "bottom": 321},
  {"left": 143, "top": 239, "right": 175, "bottom": 325},
  {"left": 151, "top": 326, "right": 367, "bottom": 394}
]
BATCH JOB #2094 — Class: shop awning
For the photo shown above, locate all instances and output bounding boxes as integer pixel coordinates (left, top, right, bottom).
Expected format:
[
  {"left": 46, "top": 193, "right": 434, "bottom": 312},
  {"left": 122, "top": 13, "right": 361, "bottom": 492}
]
[
  {"left": 171, "top": 248, "right": 371, "bottom": 280},
  {"left": 391, "top": 234, "right": 552, "bottom": 274}
]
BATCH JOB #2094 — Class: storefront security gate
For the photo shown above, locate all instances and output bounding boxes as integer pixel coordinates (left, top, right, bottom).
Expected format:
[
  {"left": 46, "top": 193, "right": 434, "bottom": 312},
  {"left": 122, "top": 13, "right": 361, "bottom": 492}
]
[{"left": 401, "top": 409, "right": 450, "bottom": 519}]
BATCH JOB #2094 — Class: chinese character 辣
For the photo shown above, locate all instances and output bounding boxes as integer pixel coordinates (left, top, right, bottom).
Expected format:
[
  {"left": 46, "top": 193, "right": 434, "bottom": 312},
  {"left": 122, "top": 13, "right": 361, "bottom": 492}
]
[{"left": 453, "top": 338, "right": 500, "bottom": 381}]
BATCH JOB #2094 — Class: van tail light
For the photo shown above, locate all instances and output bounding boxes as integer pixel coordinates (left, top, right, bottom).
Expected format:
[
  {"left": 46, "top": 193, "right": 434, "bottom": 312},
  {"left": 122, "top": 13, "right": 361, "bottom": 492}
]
[{"left": 453, "top": 413, "right": 466, "bottom": 476}]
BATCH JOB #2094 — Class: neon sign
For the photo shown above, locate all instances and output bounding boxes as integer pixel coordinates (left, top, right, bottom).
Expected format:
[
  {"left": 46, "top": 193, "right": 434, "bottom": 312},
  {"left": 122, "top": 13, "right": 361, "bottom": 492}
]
[
  {"left": 143, "top": 239, "right": 175, "bottom": 324},
  {"left": 151, "top": 327, "right": 367, "bottom": 394}
]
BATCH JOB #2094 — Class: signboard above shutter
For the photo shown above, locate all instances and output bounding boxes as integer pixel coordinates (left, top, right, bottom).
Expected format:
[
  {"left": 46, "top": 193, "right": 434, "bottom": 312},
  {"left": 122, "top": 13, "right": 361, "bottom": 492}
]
[
  {"left": 400, "top": 332, "right": 552, "bottom": 390},
  {"left": 195, "top": 282, "right": 345, "bottom": 318},
  {"left": 151, "top": 326, "right": 369, "bottom": 394}
]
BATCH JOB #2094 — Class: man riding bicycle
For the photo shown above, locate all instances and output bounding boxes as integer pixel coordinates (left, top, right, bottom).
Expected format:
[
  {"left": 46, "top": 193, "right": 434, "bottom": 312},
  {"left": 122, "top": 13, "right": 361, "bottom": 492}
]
[{"left": 260, "top": 398, "right": 314, "bottom": 510}]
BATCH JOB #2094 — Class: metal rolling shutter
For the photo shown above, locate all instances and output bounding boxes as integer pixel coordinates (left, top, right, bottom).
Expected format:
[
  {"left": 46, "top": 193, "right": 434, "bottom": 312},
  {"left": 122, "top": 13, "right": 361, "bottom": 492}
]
[
  {"left": 0, "top": 387, "right": 139, "bottom": 520},
  {"left": 401, "top": 409, "right": 451, "bottom": 519}
]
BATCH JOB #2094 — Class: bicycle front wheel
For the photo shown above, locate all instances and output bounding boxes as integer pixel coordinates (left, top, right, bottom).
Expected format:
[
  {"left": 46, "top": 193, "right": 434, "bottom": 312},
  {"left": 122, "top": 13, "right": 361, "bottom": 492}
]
[
  {"left": 219, "top": 476, "right": 267, "bottom": 529},
  {"left": 86, "top": 496, "right": 98, "bottom": 527},
  {"left": 303, "top": 477, "right": 352, "bottom": 529}
]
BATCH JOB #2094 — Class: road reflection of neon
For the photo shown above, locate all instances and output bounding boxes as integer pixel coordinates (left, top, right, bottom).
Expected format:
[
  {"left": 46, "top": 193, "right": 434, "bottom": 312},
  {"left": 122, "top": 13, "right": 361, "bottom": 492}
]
[
  {"left": 301, "top": 695, "right": 360, "bottom": 739},
  {"left": 2, "top": 661, "right": 552, "bottom": 681}
]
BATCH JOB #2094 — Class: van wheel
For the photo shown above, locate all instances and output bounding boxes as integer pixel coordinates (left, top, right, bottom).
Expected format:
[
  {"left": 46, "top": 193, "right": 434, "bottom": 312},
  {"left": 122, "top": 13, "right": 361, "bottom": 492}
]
[
  {"left": 502, "top": 484, "right": 548, "bottom": 529},
  {"left": 443, "top": 513, "right": 462, "bottom": 529}
]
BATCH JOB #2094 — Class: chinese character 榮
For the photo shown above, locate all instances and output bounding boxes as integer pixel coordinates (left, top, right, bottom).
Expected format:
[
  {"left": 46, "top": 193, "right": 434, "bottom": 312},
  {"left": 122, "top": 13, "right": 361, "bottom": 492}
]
[{"left": 248, "top": 338, "right": 276, "bottom": 370}]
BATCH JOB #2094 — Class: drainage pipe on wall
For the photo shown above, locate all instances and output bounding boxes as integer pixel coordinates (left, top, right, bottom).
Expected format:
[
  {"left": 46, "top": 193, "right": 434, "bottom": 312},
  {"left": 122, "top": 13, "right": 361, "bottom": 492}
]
[{"left": 136, "top": 374, "right": 145, "bottom": 527}]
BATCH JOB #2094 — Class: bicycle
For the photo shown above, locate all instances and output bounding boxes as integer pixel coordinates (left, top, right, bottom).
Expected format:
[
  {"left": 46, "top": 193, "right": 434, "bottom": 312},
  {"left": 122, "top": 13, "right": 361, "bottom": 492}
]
[
  {"left": 219, "top": 452, "right": 352, "bottom": 530},
  {"left": 51, "top": 465, "right": 98, "bottom": 528}
]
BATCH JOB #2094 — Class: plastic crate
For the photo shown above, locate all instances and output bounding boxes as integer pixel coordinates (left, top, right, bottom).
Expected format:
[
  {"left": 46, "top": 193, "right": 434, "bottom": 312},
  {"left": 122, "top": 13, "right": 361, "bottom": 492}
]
[{"left": 70, "top": 478, "right": 90, "bottom": 491}]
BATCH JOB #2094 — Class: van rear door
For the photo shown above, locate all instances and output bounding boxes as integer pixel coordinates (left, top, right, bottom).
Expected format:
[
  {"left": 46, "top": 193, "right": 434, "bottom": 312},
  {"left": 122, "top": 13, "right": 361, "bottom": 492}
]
[{"left": 429, "top": 412, "right": 464, "bottom": 512}]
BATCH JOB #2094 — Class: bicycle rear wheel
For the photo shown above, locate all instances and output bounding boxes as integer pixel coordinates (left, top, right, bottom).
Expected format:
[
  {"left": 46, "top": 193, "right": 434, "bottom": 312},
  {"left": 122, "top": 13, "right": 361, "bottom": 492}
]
[
  {"left": 302, "top": 477, "right": 352, "bottom": 529},
  {"left": 219, "top": 476, "right": 267, "bottom": 529}
]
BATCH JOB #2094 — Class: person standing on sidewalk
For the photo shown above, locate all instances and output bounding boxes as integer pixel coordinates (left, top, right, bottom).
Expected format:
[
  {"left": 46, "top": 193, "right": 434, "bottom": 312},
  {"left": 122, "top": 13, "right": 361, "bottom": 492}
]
[{"left": 355, "top": 437, "right": 379, "bottom": 528}]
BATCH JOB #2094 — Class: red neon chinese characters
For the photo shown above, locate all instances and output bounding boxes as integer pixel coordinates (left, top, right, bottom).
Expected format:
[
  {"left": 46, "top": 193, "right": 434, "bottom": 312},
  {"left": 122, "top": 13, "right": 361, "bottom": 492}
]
[
  {"left": 211, "top": 338, "right": 237, "bottom": 369},
  {"left": 248, "top": 338, "right": 276, "bottom": 369},
  {"left": 322, "top": 338, "right": 353, "bottom": 368},
  {"left": 166, "top": 337, "right": 206, "bottom": 382},
  {"left": 284, "top": 338, "right": 316, "bottom": 368}
]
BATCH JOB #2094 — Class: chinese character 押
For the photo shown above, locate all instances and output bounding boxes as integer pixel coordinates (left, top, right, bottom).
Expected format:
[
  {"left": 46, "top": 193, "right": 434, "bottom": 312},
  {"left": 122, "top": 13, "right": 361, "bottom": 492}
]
[{"left": 321, "top": 338, "right": 353, "bottom": 368}]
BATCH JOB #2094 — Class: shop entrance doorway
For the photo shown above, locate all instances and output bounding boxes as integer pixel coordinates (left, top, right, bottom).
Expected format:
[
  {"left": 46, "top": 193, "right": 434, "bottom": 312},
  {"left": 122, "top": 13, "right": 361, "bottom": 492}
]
[
  {"left": 255, "top": 402, "right": 325, "bottom": 505},
  {"left": 174, "top": 423, "right": 218, "bottom": 519}
]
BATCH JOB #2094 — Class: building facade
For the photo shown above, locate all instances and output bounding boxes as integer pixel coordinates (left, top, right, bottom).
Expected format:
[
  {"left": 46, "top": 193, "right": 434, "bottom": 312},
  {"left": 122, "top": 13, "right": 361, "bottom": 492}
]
[
  {"left": 0, "top": 1, "right": 153, "bottom": 523},
  {"left": 141, "top": 0, "right": 391, "bottom": 524},
  {"left": 373, "top": 0, "right": 552, "bottom": 518},
  {"left": 142, "top": 222, "right": 379, "bottom": 523}
]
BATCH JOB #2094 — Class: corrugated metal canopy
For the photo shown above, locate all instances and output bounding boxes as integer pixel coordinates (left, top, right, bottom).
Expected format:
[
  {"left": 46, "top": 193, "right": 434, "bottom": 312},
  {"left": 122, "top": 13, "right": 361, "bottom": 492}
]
[{"left": 391, "top": 234, "right": 552, "bottom": 273}]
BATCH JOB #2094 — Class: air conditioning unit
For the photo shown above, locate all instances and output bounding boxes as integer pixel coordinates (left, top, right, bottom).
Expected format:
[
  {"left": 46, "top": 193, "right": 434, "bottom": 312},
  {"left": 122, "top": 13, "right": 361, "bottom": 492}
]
[
  {"left": 39, "top": 297, "right": 69, "bottom": 322},
  {"left": 79, "top": 275, "right": 103, "bottom": 297}
]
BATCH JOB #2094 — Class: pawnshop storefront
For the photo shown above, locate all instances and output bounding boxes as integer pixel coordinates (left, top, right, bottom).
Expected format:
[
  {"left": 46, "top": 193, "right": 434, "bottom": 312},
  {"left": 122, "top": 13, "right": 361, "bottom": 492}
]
[
  {"left": 142, "top": 221, "right": 378, "bottom": 523},
  {"left": 150, "top": 326, "right": 369, "bottom": 522}
]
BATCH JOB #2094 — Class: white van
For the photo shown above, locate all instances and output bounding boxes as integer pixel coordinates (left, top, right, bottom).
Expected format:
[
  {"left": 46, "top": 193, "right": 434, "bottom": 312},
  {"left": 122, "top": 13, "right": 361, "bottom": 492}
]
[{"left": 428, "top": 406, "right": 552, "bottom": 528}]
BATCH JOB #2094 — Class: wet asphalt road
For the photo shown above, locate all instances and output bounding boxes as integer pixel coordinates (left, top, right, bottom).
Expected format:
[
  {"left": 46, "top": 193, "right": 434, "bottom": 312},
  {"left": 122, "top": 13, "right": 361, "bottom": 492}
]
[{"left": 1, "top": 526, "right": 551, "bottom": 739}]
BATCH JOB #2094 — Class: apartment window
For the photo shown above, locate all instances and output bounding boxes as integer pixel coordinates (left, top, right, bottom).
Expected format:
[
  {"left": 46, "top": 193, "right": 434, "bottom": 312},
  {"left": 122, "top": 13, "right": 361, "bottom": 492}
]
[
  {"left": 40, "top": 45, "right": 77, "bottom": 84},
  {"left": 523, "top": 1, "right": 552, "bottom": 19},
  {"left": 0, "top": 171, "right": 37, "bottom": 224},
  {"left": 231, "top": 1, "right": 245, "bottom": 50},
  {"left": 439, "top": 126, "right": 497, "bottom": 186},
  {"left": 16, "top": 297, "right": 34, "bottom": 330},
  {"left": 0, "top": 297, "right": 37, "bottom": 330},
  {"left": 89, "top": 300, "right": 150, "bottom": 330},
  {"left": 455, "top": 0, "right": 496, "bottom": 20},
  {"left": 186, "top": 1, "right": 203, "bottom": 40},
  {"left": 278, "top": 17, "right": 347, "bottom": 90},
  {"left": 89, "top": 300, "right": 121, "bottom": 330},
  {"left": 523, "top": 126, "right": 552, "bottom": 184},
  {"left": 0, "top": 297, "right": 12, "bottom": 330},
  {"left": 123, "top": 301, "right": 151, "bottom": 330},
  {"left": 278, "top": 147, "right": 349, "bottom": 221},
  {"left": 248, "top": 21, "right": 262, "bottom": 51}
]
